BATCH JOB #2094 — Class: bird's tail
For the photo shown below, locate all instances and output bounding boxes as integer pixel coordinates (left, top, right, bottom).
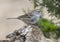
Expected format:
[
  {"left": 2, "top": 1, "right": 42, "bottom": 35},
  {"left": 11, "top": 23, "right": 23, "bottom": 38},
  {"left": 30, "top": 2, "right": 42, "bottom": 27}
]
[{"left": 6, "top": 18, "right": 18, "bottom": 20}]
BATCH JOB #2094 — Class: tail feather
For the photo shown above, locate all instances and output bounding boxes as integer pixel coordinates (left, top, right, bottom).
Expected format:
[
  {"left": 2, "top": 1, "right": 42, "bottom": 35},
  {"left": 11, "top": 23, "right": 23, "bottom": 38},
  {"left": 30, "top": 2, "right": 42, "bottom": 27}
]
[{"left": 6, "top": 18, "right": 18, "bottom": 20}]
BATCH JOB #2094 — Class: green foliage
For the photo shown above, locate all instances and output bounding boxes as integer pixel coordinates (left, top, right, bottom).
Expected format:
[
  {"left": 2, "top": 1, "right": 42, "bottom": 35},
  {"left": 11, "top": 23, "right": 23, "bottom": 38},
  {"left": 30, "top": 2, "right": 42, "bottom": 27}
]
[
  {"left": 43, "top": 0, "right": 60, "bottom": 18},
  {"left": 37, "top": 18, "right": 57, "bottom": 32},
  {"left": 37, "top": 18, "right": 60, "bottom": 39},
  {"left": 30, "top": 0, "right": 60, "bottom": 18}
]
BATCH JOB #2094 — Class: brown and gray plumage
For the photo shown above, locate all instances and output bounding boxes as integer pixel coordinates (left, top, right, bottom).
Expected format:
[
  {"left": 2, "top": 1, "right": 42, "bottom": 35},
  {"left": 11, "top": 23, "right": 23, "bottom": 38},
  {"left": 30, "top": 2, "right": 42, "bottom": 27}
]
[{"left": 7, "top": 9, "right": 42, "bottom": 25}]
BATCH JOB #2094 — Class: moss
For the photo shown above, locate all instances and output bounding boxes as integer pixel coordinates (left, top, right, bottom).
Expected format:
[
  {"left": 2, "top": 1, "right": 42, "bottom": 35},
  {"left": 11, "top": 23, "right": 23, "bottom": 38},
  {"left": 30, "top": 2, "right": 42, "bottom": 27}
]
[{"left": 37, "top": 18, "right": 60, "bottom": 39}]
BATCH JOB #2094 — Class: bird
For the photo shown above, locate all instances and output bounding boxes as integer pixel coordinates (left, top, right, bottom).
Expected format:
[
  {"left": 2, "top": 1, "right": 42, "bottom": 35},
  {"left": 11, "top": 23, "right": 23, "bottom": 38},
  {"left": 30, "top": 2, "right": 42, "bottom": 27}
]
[
  {"left": 6, "top": 9, "right": 42, "bottom": 25},
  {"left": 30, "top": 9, "right": 42, "bottom": 24}
]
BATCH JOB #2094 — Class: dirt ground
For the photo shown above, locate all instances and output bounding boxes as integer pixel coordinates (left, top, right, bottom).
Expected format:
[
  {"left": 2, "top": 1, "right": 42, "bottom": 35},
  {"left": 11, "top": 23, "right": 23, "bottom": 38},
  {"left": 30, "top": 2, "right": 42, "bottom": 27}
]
[{"left": 0, "top": 0, "right": 33, "bottom": 40}]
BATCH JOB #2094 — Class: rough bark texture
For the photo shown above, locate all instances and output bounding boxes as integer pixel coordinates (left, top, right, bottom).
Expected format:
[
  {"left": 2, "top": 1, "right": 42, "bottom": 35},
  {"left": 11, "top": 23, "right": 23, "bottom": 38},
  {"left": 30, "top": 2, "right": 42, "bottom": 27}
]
[{"left": 0, "top": 25, "right": 56, "bottom": 42}]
